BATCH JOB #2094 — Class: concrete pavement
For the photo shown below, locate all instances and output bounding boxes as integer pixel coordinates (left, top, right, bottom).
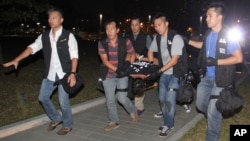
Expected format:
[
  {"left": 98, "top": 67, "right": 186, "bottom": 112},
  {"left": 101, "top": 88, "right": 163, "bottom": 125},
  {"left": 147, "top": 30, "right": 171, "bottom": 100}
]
[{"left": 0, "top": 87, "right": 202, "bottom": 141}]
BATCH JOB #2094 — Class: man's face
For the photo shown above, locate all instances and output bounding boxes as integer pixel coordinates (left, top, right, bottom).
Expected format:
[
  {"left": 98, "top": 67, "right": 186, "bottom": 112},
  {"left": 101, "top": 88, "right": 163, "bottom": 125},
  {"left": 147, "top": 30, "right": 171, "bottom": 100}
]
[
  {"left": 131, "top": 19, "right": 140, "bottom": 34},
  {"left": 206, "top": 8, "right": 222, "bottom": 29},
  {"left": 153, "top": 18, "right": 168, "bottom": 36},
  {"left": 105, "top": 22, "right": 119, "bottom": 40},
  {"left": 48, "top": 11, "right": 63, "bottom": 30}
]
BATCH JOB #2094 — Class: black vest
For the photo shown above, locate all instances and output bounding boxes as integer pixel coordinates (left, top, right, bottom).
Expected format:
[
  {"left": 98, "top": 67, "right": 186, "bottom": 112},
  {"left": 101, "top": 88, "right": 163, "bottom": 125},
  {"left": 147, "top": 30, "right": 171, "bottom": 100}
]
[
  {"left": 100, "top": 37, "right": 128, "bottom": 78},
  {"left": 41, "top": 29, "right": 71, "bottom": 78},
  {"left": 198, "top": 27, "right": 235, "bottom": 87},
  {"left": 125, "top": 31, "right": 148, "bottom": 56},
  {"left": 156, "top": 28, "right": 188, "bottom": 77}
]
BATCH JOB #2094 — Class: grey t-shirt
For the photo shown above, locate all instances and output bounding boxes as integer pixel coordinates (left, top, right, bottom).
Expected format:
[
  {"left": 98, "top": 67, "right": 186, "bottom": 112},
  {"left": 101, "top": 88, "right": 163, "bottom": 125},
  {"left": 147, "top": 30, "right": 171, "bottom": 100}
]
[{"left": 149, "top": 34, "right": 184, "bottom": 74}]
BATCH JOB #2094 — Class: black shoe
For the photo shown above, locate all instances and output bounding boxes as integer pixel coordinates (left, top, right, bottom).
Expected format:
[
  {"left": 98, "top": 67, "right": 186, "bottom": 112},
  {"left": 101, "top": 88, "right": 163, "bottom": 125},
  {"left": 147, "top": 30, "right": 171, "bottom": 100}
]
[
  {"left": 154, "top": 111, "right": 163, "bottom": 118},
  {"left": 159, "top": 126, "right": 174, "bottom": 138}
]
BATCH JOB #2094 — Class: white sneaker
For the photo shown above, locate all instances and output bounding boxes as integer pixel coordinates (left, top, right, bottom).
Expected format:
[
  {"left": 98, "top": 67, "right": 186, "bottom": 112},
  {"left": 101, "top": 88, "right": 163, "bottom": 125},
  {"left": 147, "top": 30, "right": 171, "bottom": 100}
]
[
  {"left": 183, "top": 104, "right": 191, "bottom": 113},
  {"left": 154, "top": 111, "right": 163, "bottom": 118}
]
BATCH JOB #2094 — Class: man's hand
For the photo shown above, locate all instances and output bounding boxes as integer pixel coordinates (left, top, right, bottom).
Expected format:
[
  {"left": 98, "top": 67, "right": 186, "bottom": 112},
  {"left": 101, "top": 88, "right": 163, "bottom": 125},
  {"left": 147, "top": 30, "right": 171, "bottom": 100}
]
[
  {"left": 116, "top": 61, "right": 131, "bottom": 78},
  {"left": 116, "top": 68, "right": 127, "bottom": 78},
  {"left": 206, "top": 57, "right": 218, "bottom": 66},
  {"left": 3, "top": 60, "right": 18, "bottom": 69},
  {"left": 146, "top": 70, "right": 162, "bottom": 81},
  {"left": 68, "top": 73, "right": 76, "bottom": 87},
  {"left": 123, "top": 61, "right": 131, "bottom": 68}
]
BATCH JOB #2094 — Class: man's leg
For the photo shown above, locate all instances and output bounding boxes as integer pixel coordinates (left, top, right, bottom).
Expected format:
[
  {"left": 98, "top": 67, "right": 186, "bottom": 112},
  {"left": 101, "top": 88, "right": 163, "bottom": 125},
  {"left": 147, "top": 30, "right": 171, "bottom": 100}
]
[
  {"left": 38, "top": 78, "right": 62, "bottom": 131},
  {"left": 134, "top": 93, "right": 145, "bottom": 115}
]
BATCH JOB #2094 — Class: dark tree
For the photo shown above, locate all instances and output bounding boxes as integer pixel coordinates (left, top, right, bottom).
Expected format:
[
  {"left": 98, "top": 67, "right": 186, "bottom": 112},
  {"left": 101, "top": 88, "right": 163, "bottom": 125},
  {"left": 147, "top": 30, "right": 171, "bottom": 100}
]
[{"left": 0, "top": 0, "right": 52, "bottom": 64}]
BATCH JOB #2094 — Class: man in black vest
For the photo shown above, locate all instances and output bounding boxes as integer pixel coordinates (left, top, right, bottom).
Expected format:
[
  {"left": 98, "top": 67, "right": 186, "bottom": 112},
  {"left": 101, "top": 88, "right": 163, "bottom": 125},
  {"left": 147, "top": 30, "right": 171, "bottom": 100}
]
[
  {"left": 147, "top": 12, "right": 184, "bottom": 138},
  {"left": 124, "top": 16, "right": 153, "bottom": 116},
  {"left": 3, "top": 7, "right": 79, "bottom": 135},
  {"left": 186, "top": 2, "right": 243, "bottom": 141},
  {"left": 98, "top": 19, "right": 138, "bottom": 132}
]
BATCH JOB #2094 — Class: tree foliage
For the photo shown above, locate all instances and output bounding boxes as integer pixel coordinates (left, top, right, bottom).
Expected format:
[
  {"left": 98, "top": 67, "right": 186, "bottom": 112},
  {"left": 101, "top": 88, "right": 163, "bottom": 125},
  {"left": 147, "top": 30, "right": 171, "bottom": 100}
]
[{"left": 0, "top": 0, "right": 51, "bottom": 25}]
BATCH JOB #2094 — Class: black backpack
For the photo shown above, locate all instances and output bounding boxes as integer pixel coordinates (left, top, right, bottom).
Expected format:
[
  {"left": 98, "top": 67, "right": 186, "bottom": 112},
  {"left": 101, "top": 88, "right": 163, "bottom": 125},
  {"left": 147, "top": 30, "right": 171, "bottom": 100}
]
[
  {"left": 176, "top": 71, "right": 196, "bottom": 104},
  {"left": 156, "top": 29, "right": 188, "bottom": 77}
]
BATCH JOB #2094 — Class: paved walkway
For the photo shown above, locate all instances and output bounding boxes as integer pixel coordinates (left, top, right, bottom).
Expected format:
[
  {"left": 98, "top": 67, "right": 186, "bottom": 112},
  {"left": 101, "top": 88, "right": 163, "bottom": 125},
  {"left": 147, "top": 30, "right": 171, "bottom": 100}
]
[{"left": 0, "top": 87, "right": 202, "bottom": 141}]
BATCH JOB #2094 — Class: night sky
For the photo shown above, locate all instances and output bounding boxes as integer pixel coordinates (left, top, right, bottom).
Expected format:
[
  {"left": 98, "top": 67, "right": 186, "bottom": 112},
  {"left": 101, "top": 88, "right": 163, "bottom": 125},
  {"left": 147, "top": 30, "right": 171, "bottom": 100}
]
[{"left": 54, "top": 0, "right": 250, "bottom": 33}]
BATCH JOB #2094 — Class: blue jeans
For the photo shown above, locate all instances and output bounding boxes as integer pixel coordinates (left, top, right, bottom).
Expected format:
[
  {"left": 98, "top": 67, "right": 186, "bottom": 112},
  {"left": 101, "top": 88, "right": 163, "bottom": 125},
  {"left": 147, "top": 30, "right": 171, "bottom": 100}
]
[
  {"left": 38, "top": 78, "right": 73, "bottom": 128},
  {"left": 196, "top": 76, "right": 223, "bottom": 141},
  {"left": 102, "top": 77, "right": 136, "bottom": 123},
  {"left": 159, "top": 74, "right": 179, "bottom": 128}
]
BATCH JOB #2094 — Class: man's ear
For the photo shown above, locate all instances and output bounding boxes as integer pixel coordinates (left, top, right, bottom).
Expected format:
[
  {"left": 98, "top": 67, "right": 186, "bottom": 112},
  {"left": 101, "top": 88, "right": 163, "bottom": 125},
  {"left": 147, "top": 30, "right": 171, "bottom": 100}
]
[
  {"left": 165, "top": 21, "right": 169, "bottom": 27},
  {"left": 117, "top": 28, "right": 120, "bottom": 34},
  {"left": 61, "top": 18, "right": 64, "bottom": 24}
]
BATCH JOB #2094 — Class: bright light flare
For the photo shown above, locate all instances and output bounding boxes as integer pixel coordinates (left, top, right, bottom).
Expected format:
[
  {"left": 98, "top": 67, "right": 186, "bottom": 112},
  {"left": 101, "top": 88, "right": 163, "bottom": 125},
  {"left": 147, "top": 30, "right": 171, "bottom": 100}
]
[{"left": 227, "top": 27, "right": 243, "bottom": 42}]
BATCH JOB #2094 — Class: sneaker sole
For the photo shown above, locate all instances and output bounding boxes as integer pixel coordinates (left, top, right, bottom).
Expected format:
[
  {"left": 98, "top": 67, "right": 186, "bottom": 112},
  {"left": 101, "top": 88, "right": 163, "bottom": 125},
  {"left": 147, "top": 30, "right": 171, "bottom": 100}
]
[
  {"left": 185, "top": 107, "right": 191, "bottom": 113},
  {"left": 158, "top": 129, "right": 173, "bottom": 138},
  {"left": 154, "top": 115, "right": 163, "bottom": 118}
]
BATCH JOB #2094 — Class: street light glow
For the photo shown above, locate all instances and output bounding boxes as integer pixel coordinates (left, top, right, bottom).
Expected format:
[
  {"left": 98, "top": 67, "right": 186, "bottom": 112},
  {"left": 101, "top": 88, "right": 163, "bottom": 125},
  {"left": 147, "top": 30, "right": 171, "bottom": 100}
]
[{"left": 227, "top": 27, "right": 243, "bottom": 42}]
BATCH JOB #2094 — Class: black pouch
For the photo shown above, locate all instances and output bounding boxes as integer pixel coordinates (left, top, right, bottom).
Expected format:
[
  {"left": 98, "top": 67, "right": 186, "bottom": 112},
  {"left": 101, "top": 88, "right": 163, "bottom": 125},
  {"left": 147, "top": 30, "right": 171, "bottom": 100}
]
[
  {"left": 54, "top": 73, "right": 84, "bottom": 96},
  {"left": 216, "top": 87, "right": 243, "bottom": 118}
]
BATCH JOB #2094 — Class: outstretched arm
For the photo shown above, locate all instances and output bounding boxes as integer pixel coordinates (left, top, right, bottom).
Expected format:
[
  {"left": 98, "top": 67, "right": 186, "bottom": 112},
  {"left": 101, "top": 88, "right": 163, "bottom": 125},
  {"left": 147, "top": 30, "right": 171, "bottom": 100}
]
[
  {"left": 188, "top": 40, "right": 203, "bottom": 49},
  {"left": 3, "top": 47, "right": 33, "bottom": 69}
]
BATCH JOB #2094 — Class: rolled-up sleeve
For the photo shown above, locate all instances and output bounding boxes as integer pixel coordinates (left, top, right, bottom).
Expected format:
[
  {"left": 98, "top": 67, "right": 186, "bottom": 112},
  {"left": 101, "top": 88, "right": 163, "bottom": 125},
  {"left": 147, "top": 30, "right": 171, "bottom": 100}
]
[
  {"left": 68, "top": 33, "right": 79, "bottom": 59},
  {"left": 28, "top": 34, "right": 43, "bottom": 54}
]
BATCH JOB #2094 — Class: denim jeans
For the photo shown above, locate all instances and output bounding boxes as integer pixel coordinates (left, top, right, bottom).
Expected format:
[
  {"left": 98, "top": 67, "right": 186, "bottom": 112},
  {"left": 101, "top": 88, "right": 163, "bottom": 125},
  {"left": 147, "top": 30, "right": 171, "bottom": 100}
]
[
  {"left": 38, "top": 78, "right": 73, "bottom": 128},
  {"left": 159, "top": 74, "right": 179, "bottom": 128},
  {"left": 102, "top": 77, "right": 136, "bottom": 123},
  {"left": 196, "top": 76, "right": 223, "bottom": 141}
]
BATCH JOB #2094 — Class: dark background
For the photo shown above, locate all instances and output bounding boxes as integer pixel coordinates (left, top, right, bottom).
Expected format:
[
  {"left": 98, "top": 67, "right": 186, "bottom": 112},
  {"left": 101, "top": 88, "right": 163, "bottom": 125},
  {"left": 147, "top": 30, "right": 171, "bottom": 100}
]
[{"left": 49, "top": 0, "right": 250, "bottom": 33}]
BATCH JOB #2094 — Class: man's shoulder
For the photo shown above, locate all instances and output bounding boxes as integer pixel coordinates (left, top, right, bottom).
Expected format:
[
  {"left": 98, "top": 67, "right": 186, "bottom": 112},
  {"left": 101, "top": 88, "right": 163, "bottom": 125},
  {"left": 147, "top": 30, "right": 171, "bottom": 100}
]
[
  {"left": 62, "top": 29, "right": 71, "bottom": 35},
  {"left": 118, "top": 36, "right": 128, "bottom": 42},
  {"left": 42, "top": 30, "right": 50, "bottom": 36},
  {"left": 139, "top": 31, "right": 151, "bottom": 38}
]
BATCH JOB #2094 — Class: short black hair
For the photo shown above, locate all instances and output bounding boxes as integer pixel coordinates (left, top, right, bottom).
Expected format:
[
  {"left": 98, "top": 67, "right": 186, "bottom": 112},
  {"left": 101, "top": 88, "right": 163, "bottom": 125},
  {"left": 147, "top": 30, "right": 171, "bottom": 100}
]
[
  {"left": 131, "top": 15, "right": 141, "bottom": 23},
  {"left": 104, "top": 18, "right": 119, "bottom": 29},
  {"left": 47, "top": 7, "right": 64, "bottom": 18},
  {"left": 207, "top": 2, "right": 227, "bottom": 18},
  {"left": 152, "top": 12, "right": 169, "bottom": 24}
]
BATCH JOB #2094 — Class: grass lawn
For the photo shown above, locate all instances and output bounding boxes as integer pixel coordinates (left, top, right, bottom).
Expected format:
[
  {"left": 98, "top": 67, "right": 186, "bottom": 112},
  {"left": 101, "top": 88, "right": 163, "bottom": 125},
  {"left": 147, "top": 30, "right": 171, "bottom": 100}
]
[{"left": 0, "top": 37, "right": 104, "bottom": 127}]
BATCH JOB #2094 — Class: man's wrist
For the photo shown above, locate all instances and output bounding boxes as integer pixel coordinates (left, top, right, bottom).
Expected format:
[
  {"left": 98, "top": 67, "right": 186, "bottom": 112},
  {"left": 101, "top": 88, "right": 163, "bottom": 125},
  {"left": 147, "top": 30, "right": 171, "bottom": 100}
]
[{"left": 70, "top": 72, "right": 77, "bottom": 75}]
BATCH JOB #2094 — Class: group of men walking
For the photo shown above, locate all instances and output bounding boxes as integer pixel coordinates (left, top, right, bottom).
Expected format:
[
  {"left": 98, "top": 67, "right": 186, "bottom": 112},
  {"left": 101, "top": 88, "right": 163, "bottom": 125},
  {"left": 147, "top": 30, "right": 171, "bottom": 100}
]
[{"left": 3, "top": 1, "right": 243, "bottom": 141}]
